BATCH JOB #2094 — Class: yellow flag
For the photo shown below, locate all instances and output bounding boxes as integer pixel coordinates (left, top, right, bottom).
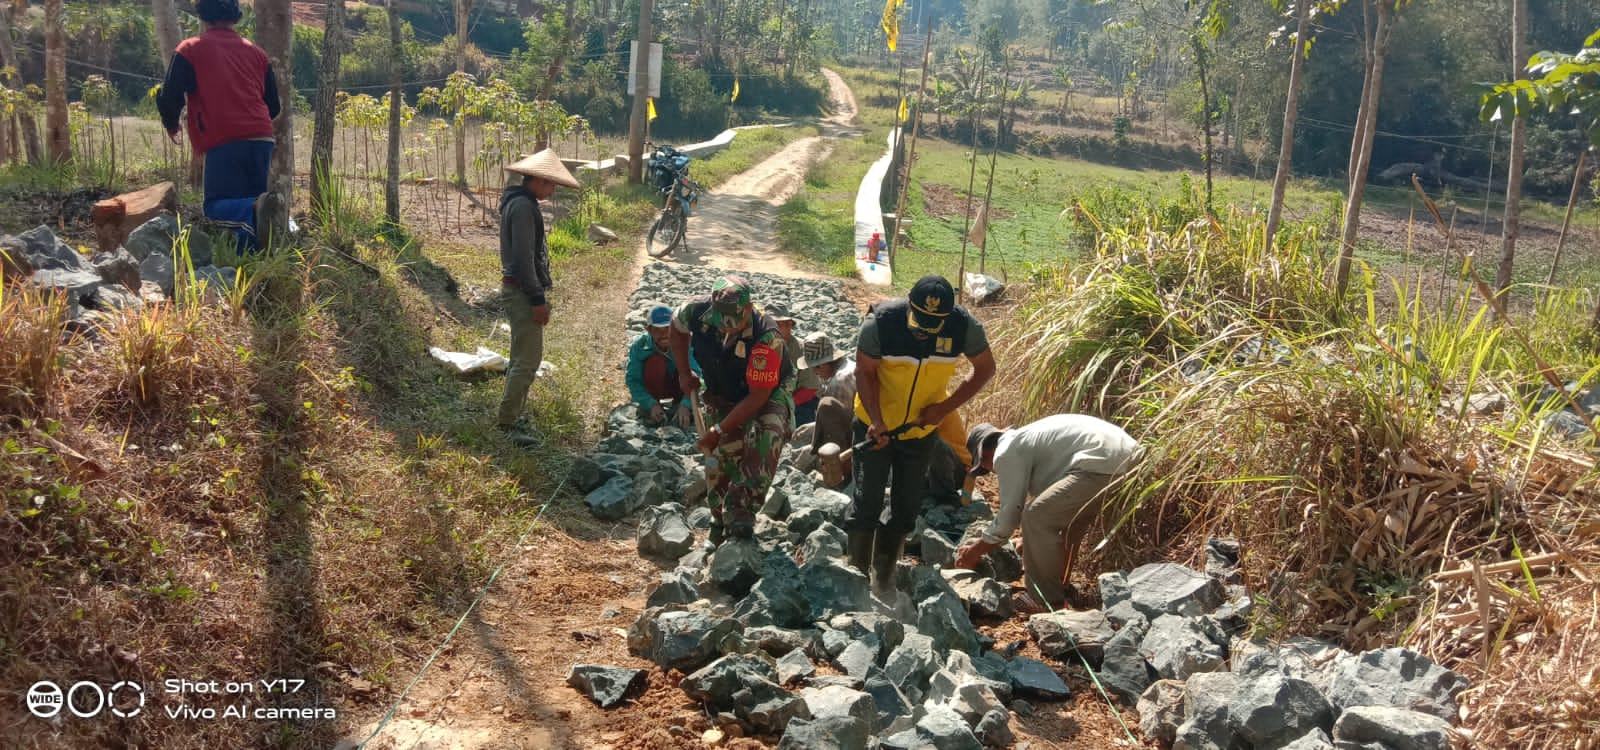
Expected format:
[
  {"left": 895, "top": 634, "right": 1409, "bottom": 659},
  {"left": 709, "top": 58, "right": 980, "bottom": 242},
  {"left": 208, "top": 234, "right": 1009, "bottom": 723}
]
[
  {"left": 897, "top": 97, "right": 908, "bottom": 123},
  {"left": 881, "top": 0, "right": 900, "bottom": 52},
  {"left": 647, "top": 97, "right": 657, "bottom": 122},
  {"left": 731, "top": 78, "right": 741, "bottom": 103}
]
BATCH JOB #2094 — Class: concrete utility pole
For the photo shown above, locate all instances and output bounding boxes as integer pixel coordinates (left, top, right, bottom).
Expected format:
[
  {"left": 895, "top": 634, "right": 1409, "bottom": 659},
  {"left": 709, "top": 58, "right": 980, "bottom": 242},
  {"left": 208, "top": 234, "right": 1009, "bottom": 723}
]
[{"left": 626, "top": 0, "right": 655, "bottom": 184}]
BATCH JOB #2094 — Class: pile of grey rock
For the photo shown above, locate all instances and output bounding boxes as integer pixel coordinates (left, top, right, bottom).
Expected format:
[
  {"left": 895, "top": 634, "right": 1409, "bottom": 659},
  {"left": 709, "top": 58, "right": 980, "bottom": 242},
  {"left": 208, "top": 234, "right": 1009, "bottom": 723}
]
[
  {"left": 628, "top": 262, "right": 864, "bottom": 346},
  {"left": 1, "top": 216, "right": 236, "bottom": 330},
  {"left": 1080, "top": 540, "right": 1469, "bottom": 750}
]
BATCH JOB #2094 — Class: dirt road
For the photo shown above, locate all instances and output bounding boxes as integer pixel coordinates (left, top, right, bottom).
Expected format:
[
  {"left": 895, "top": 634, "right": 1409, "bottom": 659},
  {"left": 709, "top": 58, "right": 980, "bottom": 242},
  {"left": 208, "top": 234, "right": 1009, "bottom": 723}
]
[
  {"left": 637, "top": 68, "right": 860, "bottom": 279},
  {"left": 341, "top": 70, "right": 864, "bottom": 750}
]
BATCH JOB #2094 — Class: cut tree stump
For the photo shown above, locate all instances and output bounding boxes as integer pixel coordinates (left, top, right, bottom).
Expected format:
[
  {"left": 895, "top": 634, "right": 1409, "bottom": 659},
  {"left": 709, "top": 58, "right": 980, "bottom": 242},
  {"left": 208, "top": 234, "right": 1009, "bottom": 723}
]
[{"left": 91, "top": 181, "right": 178, "bottom": 252}]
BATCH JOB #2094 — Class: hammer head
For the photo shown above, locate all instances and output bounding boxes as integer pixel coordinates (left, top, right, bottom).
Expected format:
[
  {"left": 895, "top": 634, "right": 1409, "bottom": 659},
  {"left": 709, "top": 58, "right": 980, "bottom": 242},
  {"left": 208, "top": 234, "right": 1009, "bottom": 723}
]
[{"left": 817, "top": 442, "right": 844, "bottom": 489}]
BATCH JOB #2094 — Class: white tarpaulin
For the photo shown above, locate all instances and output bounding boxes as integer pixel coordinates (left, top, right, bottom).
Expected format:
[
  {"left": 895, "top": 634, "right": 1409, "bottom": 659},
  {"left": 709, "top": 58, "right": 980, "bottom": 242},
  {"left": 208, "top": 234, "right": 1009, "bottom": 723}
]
[
  {"left": 963, "top": 273, "right": 1005, "bottom": 305},
  {"left": 429, "top": 346, "right": 508, "bottom": 374}
]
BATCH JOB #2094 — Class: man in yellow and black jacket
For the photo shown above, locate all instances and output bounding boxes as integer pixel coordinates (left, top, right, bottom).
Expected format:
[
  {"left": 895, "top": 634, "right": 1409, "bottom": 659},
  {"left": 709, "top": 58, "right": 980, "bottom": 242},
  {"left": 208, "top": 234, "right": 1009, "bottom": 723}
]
[{"left": 851, "top": 275, "right": 997, "bottom": 595}]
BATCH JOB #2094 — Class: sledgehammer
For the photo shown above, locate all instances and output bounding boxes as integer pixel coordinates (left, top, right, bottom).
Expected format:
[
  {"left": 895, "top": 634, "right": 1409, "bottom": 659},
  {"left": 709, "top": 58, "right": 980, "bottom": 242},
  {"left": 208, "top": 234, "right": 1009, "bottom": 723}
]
[{"left": 815, "top": 424, "right": 912, "bottom": 488}]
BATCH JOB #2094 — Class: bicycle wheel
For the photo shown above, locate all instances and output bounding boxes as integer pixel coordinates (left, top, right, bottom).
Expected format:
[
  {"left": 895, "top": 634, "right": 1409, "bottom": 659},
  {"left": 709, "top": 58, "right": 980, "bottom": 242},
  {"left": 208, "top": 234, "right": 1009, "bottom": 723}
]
[{"left": 646, "top": 205, "right": 685, "bottom": 258}]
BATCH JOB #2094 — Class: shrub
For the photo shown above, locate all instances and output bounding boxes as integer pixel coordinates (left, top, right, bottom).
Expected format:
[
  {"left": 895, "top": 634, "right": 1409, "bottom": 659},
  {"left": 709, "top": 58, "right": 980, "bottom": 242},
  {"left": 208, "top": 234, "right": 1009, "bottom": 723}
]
[{"left": 0, "top": 281, "right": 70, "bottom": 419}]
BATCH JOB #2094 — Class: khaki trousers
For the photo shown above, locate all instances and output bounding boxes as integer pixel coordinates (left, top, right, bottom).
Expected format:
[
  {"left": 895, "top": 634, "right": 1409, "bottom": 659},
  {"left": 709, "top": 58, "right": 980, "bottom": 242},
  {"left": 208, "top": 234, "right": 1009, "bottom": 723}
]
[
  {"left": 1021, "top": 471, "right": 1115, "bottom": 609},
  {"left": 496, "top": 285, "right": 546, "bottom": 426}
]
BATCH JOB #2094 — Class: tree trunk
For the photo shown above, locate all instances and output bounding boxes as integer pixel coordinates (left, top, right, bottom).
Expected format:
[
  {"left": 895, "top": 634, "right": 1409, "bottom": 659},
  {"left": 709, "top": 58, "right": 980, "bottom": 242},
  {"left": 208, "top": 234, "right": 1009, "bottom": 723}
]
[
  {"left": 256, "top": 0, "right": 295, "bottom": 206},
  {"left": 1334, "top": 0, "right": 1395, "bottom": 299},
  {"left": 454, "top": 0, "right": 471, "bottom": 187},
  {"left": 386, "top": 0, "right": 402, "bottom": 224},
  {"left": 0, "top": 5, "right": 41, "bottom": 165},
  {"left": 43, "top": 0, "right": 69, "bottom": 164},
  {"left": 1265, "top": 0, "right": 1311, "bottom": 254},
  {"left": 310, "top": 0, "right": 346, "bottom": 216},
  {"left": 540, "top": 0, "right": 580, "bottom": 100},
  {"left": 1191, "top": 31, "right": 1214, "bottom": 214},
  {"left": 151, "top": 0, "right": 181, "bottom": 68},
  {"left": 1496, "top": 0, "right": 1529, "bottom": 300},
  {"left": 1346, "top": 0, "right": 1374, "bottom": 191}
]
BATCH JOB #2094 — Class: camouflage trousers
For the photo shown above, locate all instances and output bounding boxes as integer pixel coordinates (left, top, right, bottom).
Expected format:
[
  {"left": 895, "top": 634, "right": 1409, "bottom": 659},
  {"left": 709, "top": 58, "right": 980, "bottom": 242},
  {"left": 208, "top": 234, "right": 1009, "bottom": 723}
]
[{"left": 705, "top": 397, "right": 791, "bottom": 541}]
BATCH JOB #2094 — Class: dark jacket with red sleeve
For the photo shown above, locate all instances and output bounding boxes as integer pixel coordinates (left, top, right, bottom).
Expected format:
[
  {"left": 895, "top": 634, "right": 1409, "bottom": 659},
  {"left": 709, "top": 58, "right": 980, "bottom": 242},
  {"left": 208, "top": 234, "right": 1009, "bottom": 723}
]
[{"left": 156, "top": 28, "right": 280, "bottom": 155}]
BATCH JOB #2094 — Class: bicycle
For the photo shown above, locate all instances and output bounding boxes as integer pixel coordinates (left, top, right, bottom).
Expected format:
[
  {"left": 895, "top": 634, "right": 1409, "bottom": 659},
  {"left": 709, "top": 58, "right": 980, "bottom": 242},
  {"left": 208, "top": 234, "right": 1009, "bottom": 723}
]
[{"left": 645, "top": 144, "right": 704, "bottom": 258}]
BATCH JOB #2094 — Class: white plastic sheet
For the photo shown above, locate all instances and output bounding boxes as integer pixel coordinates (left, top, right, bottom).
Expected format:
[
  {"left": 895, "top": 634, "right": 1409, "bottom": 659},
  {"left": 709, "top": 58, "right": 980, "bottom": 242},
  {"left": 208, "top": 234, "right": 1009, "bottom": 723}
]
[
  {"left": 428, "top": 346, "right": 508, "bottom": 374},
  {"left": 963, "top": 273, "right": 1005, "bottom": 304}
]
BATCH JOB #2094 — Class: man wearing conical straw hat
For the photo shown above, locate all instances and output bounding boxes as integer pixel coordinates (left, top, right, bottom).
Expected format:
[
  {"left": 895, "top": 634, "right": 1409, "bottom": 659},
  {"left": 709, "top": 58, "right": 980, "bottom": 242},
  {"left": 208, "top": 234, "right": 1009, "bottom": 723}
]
[{"left": 496, "top": 149, "right": 581, "bottom": 447}]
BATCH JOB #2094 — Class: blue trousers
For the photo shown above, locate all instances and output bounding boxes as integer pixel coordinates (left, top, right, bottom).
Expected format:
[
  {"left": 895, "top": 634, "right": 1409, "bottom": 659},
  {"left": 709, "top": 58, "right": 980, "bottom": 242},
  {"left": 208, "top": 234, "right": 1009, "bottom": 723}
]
[{"left": 202, "top": 139, "right": 274, "bottom": 252}]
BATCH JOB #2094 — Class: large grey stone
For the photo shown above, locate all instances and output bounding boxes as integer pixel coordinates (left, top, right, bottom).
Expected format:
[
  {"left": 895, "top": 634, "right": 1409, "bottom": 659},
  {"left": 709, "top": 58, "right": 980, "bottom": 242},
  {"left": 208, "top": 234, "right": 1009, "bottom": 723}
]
[
  {"left": 1138, "top": 679, "right": 1187, "bottom": 746},
  {"left": 880, "top": 705, "right": 983, "bottom": 750},
  {"left": 1228, "top": 674, "right": 1334, "bottom": 748},
  {"left": 917, "top": 524, "right": 958, "bottom": 567},
  {"left": 1128, "top": 562, "right": 1226, "bottom": 618},
  {"left": 1099, "top": 571, "right": 1132, "bottom": 607},
  {"left": 638, "top": 504, "right": 695, "bottom": 561},
  {"left": 925, "top": 669, "right": 1005, "bottom": 726},
  {"left": 88, "top": 284, "right": 141, "bottom": 313},
  {"left": 1099, "top": 618, "right": 1153, "bottom": 704},
  {"left": 195, "top": 265, "right": 236, "bottom": 292},
  {"left": 800, "top": 558, "right": 874, "bottom": 620},
  {"left": 943, "top": 569, "right": 1011, "bottom": 619},
  {"left": 1323, "top": 648, "right": 1469, "bottom": 722},
  {"left": 91, "top": 247, "right": 140, "bottom": 290},
  {"left": 567, "top": 455, "right": 612, "bottom": 493},
  {"left": 584, "top": 475, "right": 635, "bottom": 521},
  {"left": 1007, "top": 656, "right": 1069, "bottom": 700},
  {"left": 565, "top": 664, "right": 648, "bottom": 708},
  {"left": 734, "top": 551, "right": 811, "bottom": 628},
  {"left": 909, "top": 571, "right": 981, "bottom": 655},
  {"left": 777, "top": 715, "right": 871, "bottom": 750},
  {"left": 974, "top": 708, "right": 1013, "bottom": 748},
  {"left": 799, "top": 684, "right": 879, "bottom": 732},
  {"left": 972, "top": 540, "right": 1023, "bottom": 584},
  {"left": 645, "top": 569, "right": 701, "bottom": 608},
  {"left": 1028, "top": 609, "right": 1115, "bottom": 665},
  {"left": 883, "top": 633, "right": 940, "bottom": 697},
  {"left": 125, "top": 215, "right": 178, "bottom": 261},
  {"left": 835, "top": 640, "right": 878, "bottom": 679},
  {"left": 829, "top": 612, "right": 906, "bottom": 661},
  {"left": 777, "top": 648, "right": 816, "bottom": 685},
  {"left": 627, "top": 607, "right": 742, "bottom": 673},
  {"left": 1278, "top": 728, "right": 1336, "bottom": 749},
  {"left": 19, "top": 225, "right": 86, "bottom": 271},
  {"left": 682, "top": 654, "right": 811, "bottom": 735},
  {"left": 1332, "top": 705, "right": 1452, "bottom": 750},
  {"left": 1140, "top": 614, "right": 1226, "bottom": 680},
  {"left": 1204, "top": 537, "right": 1242, "bottom": 583},
  {"left": 800, "top": 521, "right": 847, "bottom": 563},
  {"left": 707, "top": 539, "right": 764, "bottom": 598},
  {"left": 1172, "top": 671, "right": 1241, "bottom": 750},
  {"left": 744, "top": 626, "right": 821, "bottom": 659},
  {"left": 862, "top": 671, "right": 914, "bottom": 721}
]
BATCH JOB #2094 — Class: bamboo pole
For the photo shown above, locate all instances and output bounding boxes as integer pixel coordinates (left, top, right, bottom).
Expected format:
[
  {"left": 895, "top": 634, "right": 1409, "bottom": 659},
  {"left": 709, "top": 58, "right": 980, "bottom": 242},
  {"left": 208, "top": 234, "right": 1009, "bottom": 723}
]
[
  {"left": 891, "top": 26, "right": 934, "bottom": 260},
  {"left": 1545, "top": 148, "right": 1588, "bottom": 288},
  {"left": 956, "top": 56, "right": 989, "bottom": 301},
  {"left": 977, "top": 61, "right": 1011, "bottom": 275}
]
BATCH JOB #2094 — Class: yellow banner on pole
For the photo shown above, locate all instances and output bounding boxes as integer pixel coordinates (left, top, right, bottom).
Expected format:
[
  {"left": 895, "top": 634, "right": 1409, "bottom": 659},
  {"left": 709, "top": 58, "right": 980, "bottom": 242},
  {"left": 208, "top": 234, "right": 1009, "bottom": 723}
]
[
  {"left": 731, "top": 78, "right": 740, "bottom": 103},
  {"left": 647, "top": 97, "right": 657, "bottom": 122},
  {"left": 897, "top": 97, "right": 908, "bottom": 123},
  {"left": 881, "top": 0, "right": 902, "bottom": 52}
]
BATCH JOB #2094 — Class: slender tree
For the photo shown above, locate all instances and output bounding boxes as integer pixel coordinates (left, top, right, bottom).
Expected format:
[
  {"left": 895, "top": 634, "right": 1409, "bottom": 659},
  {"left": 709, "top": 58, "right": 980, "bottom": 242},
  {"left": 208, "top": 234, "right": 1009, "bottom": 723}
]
[
  {"left": 151, "top": 0, "right": 181, "bottom": 67},
  {"left": 1265, "top": 0, "right": 1312, "bottom": 254},
  {"left": 43, "top": 0, "right": 69, "bottom": 164},
  {"left": 1333, "top": 0, "right": 1402, "bottom": 299},
  {"left": 453, "top": 0, "right": 471, "bottom": 186},
  {"left": 386, "top": 0, "right": 402, "bottom": 224},
  {"left": 0, "top": 4, "right": 41, "bottom": 164},
  {"left": 310, "top": 0, "right": 346, "bottom": 215},
  {"left": 1496, "top": 0, "right": 1529, "bottom": 299},
  {"left": 541, "top": 0, "right": 582, "bottom": 100},
  {"left": 256, "top": 0, "right": 295, "bottom": 207}
]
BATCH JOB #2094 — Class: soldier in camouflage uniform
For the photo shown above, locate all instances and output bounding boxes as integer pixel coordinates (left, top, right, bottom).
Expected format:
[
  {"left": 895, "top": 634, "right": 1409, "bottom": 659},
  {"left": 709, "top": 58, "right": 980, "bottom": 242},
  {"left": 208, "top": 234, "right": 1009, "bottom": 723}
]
[{"left": 669, "top": 276, "right": 795, "bottom": 544}]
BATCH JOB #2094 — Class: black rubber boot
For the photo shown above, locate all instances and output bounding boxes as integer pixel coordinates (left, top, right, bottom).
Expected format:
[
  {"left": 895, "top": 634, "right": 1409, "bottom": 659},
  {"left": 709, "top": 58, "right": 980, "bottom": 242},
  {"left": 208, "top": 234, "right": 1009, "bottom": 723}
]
[
  {"left": 871, "top": 529, "right": 907, "bottom": 597},
  {"left": 847, "top": 530, "right": 875, "bottom": 575}
]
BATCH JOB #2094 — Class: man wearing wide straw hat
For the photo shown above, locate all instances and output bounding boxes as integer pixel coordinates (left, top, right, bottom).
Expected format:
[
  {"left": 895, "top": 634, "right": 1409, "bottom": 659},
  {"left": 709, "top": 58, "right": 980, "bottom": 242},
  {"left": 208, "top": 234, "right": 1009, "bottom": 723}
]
[{"left": 496, "top": 149, "right": 580, "bottom": 446}]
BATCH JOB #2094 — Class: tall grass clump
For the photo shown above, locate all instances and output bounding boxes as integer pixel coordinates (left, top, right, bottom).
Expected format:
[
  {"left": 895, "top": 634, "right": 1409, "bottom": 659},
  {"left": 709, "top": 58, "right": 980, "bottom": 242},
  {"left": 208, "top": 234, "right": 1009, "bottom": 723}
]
[
  {"left": 987, "top": 206, "right": 1600, "bottom": 694},
  {"left": 0, "top": 279, "right": 71, "bottom": 419}
]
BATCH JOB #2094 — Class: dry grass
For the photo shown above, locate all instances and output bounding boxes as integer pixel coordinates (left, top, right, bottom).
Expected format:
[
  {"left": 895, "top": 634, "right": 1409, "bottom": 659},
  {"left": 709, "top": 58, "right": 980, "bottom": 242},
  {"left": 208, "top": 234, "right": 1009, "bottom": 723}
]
[{"left": 970, "top": 205, "right": 1600, "bottom": 748}]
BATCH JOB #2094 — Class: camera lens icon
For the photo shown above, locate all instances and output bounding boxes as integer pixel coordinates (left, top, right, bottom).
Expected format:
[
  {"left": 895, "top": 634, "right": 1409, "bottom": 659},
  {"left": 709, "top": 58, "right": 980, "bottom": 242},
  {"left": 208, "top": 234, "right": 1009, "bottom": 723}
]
[
  {"left": 25, "top": 680, "right": 144, "bottom": 719},
  {"left": 26, "top": 681, "right": 64, "bottom": 719}
]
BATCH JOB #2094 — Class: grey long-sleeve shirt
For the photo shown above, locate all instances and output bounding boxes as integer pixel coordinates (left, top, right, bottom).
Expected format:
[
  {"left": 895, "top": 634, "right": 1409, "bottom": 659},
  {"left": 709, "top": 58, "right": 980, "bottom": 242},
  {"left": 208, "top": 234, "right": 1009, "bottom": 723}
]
[
  {"left": 499, "top": 186, "right": 552, "bottom": 304},
  {"left": 981, "top": 414, "right": 1143, "bottom": 543}
]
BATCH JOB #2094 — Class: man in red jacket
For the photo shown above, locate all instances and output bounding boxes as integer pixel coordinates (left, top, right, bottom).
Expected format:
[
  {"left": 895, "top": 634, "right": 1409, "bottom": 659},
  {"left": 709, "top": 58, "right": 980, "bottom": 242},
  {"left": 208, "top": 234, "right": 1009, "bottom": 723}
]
[{"left": 156, "top": 0, "right": 283, "bottom": 252}]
